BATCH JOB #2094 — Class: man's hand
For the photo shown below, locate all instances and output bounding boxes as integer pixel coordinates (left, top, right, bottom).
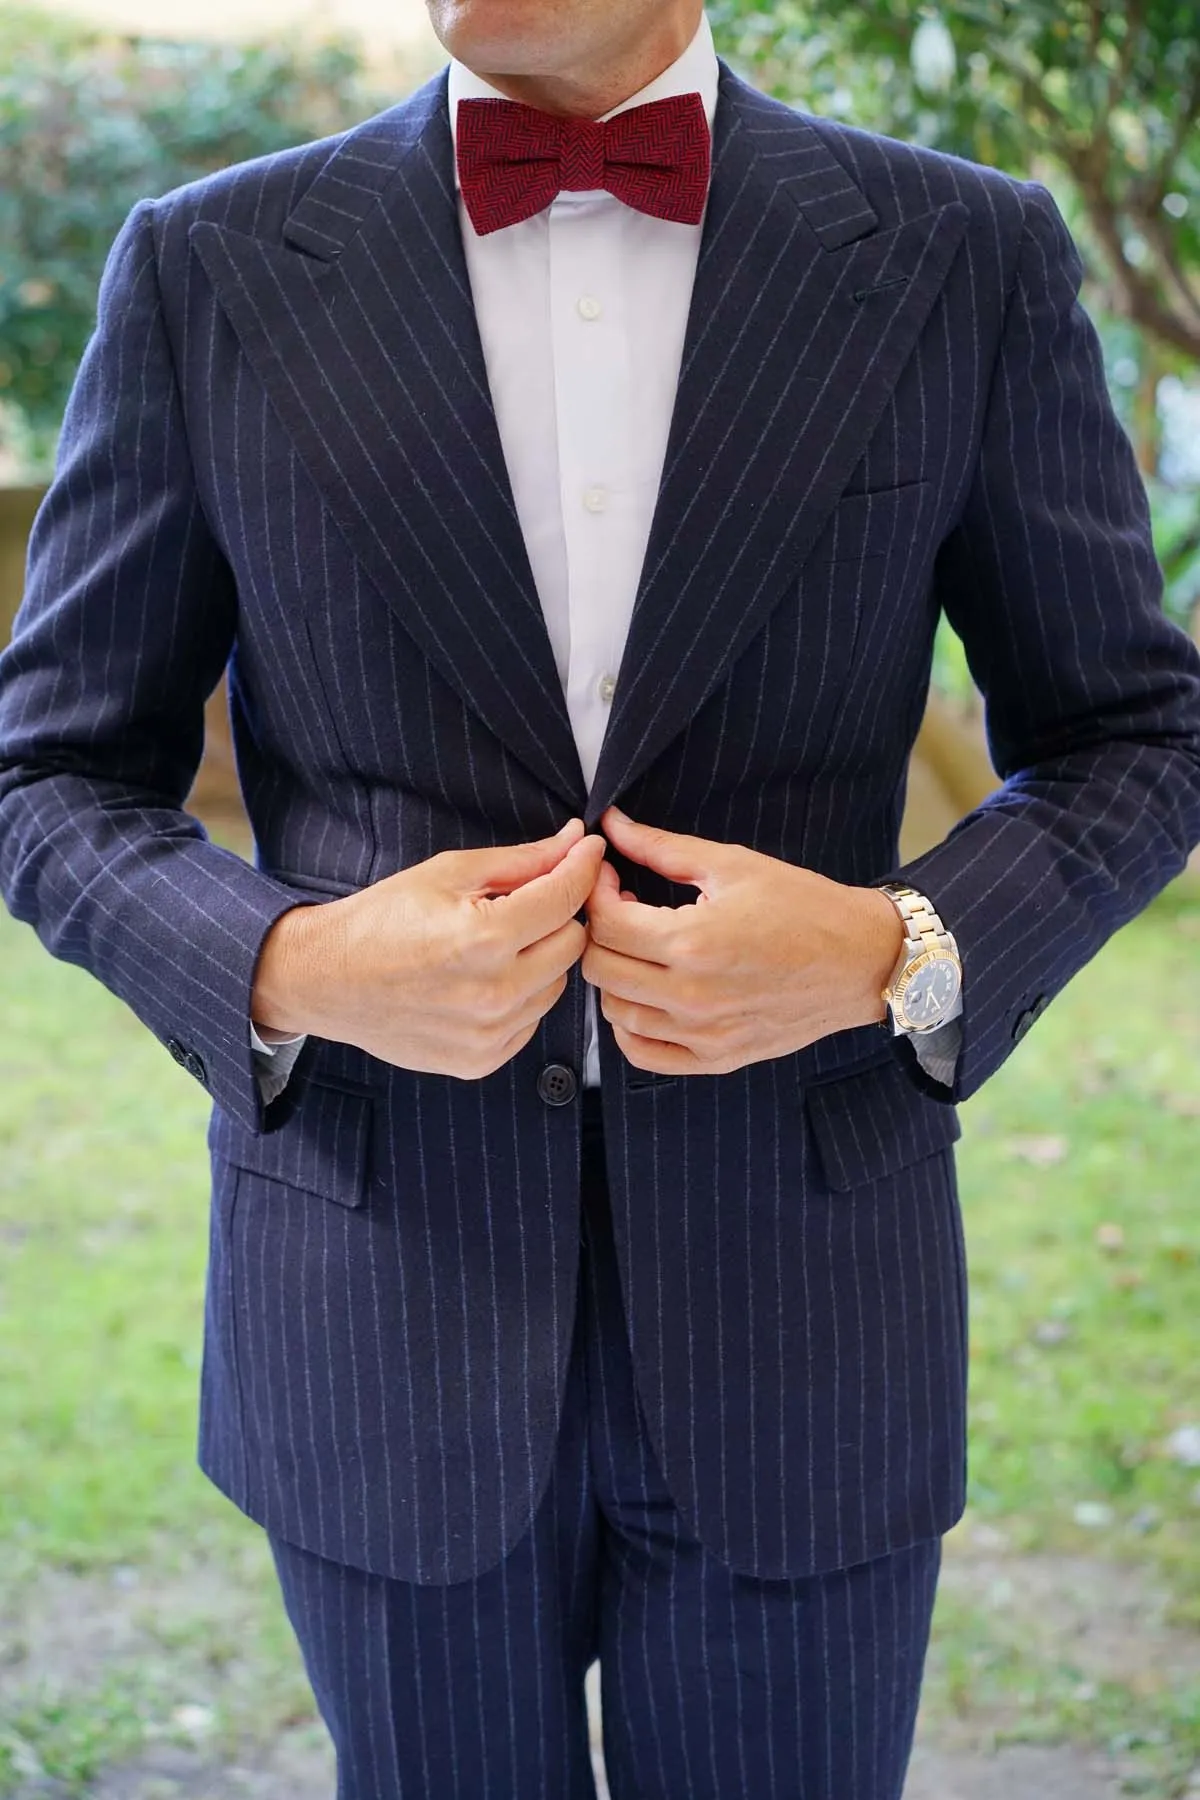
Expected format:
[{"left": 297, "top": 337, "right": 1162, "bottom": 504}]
[
  {"left": 582, "top": 807, "right": 905, "bottom": 1077},
  {"left": 252, "top": 820, "right": 606, "bottom": 1079}
]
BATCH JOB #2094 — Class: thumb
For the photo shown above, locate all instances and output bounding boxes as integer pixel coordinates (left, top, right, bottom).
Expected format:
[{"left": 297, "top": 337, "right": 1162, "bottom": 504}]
[
  {"left": 448, "top": 819, "right": 586, "bottom": 896},
  {"left": 601, "top": 806, "right": 729, "bottom": 892}
]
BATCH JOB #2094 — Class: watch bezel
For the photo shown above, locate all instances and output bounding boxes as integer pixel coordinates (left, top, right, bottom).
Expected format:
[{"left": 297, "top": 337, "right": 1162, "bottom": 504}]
[{"left": 886, "top": 946, "right": 963, "bottom": 1034}]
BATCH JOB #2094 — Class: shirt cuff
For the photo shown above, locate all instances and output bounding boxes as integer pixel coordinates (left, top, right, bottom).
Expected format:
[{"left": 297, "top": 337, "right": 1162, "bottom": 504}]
[
  {"left": 250, "top": 1021, "right": 308, "bottom": 1105},
  {"left": 909, "top": 1015, "right": 962, "bottom": 1088}
]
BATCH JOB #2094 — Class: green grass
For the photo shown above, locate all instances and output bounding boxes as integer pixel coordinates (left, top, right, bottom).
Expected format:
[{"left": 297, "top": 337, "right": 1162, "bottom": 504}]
[
  {"left": 0, "top": 874, "right": 1197, "bottom": 1793},
  {"left": 0, "top": 908, "right": 244, "bottom": 1573},
  {"left": 924, "top": 1575, "right": 1200, "bottom": 1795},
  {"left": 955, "top": 880, "right": 1200, "bottom": 1614}
]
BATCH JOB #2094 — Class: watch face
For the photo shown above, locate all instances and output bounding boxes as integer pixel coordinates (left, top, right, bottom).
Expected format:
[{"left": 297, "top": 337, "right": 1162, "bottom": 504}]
[{"left": 900, "top": 957, "right": 962, "bottom": 1028}]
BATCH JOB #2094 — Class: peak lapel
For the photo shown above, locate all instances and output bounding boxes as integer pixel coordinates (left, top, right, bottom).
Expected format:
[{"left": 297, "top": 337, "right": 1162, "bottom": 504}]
[
  {"left": 587, "top": 71, "right": 970, "bottom": 822},
  {"left": 190, "top": 75, "right": 587, "bottom": 813}
]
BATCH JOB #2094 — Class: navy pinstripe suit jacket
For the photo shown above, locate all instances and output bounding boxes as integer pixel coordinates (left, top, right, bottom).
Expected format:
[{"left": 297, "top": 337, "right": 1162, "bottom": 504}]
[{"left": 3, "top": 65, "right": 1200, "bottom": 1588}]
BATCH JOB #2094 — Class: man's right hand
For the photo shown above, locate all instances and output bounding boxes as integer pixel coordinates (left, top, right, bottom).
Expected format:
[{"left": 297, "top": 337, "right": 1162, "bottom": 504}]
[{"left": 250, "top": 820, "right": 606, "bottom": 1080}]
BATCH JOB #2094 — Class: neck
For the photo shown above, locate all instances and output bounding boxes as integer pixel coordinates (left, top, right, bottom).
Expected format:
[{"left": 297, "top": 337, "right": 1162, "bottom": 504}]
[{"left": 471, "top": 8, "right": 702, "bottom": 119}]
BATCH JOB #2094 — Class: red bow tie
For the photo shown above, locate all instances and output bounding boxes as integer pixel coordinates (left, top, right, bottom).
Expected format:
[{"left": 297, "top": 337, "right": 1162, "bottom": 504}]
[{"left": 456, "top": 92, "right": 711, "bottom": 237}]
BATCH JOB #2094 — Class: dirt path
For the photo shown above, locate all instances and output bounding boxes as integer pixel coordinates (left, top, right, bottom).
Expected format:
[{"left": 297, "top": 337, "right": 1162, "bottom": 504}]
[
  {"left": 3, "top": 1528, "right": 1198, "bottom": 1798},
  {"left": 0, "top": 1728, "right": 1147, "bottom": 1799}
]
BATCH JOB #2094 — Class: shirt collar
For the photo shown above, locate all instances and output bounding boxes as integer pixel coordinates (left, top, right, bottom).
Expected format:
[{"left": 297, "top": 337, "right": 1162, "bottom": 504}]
[{"left": 447, "top": 12, "right": 719, "bottom": 192}]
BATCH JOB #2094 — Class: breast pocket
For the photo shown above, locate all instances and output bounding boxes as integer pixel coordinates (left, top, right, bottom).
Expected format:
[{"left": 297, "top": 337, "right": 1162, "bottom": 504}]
[
  {"left": 756, "top": 480, "right": 935, "bottom": 770},
  {"left": 804, "top": 479, "right": 933, "bottom": 569}
]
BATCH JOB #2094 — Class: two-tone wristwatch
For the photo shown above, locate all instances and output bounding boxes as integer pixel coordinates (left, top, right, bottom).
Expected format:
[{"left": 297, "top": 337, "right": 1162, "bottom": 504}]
[{"left": 878, "top": 885, "right": 963, "bottom": 1037}]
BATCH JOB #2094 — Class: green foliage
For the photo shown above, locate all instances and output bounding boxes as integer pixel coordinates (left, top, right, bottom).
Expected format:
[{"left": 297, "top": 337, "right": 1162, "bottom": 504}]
[
  {"left": 0, "top": 14, "right": 381, "bottom": 453},
  {"left": 1152, "top": 484, "right": 1200, "bottom": 627},
  {"left": 708, "top": 0, "right": 1200, "bottom": 335},
  {"left": 711, "top": 1, "right": 1200, "bottom": 635},
  {"left": 707, "top": 5, "right": 1200, "bottom": 354}
]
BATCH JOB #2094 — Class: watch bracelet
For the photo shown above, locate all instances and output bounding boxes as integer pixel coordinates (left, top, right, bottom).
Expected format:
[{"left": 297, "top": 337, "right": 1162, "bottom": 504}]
[
  {"left": 879, "top": 883, "right": 956, "bottom": 956},
  {"left": 878, "top": 884, "right": 962, "bottom": 1033}
]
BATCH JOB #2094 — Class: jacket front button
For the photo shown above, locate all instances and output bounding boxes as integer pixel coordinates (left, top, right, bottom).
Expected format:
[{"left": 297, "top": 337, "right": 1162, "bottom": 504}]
[{"left": 537, "top": 1063, "right": 578, "bottom": 1107}]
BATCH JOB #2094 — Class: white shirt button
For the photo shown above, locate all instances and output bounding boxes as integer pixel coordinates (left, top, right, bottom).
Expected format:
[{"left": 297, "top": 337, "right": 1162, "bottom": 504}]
[
  {"left": 577, "top": 296, "right": 603, "bottom": 321},
  {"left": 583, "top": 487, "right": 608, "bottom": 514},
  {"left": 597, "top": 673, "right": 617, "bottom": 704}
]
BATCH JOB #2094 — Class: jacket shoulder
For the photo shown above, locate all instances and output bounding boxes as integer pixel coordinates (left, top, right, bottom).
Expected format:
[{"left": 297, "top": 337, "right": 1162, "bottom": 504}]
[
  {"left": 724, "top": 72, "right": 1031, "bottom": 236},
  {"left": 146, "top": 70, "right": 447, "bottom": 247},
  {"left": 797, "top": 109, "right": 1030, "bottom": 237}
]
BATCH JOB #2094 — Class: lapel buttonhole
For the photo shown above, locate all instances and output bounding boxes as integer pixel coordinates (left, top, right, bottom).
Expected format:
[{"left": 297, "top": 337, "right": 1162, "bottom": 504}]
[{"left": 853, "top": 274, "right": 912, "bottom": 303}]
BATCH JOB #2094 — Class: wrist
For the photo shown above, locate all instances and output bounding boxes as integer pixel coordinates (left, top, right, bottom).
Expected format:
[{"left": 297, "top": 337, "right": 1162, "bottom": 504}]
[
  {"left": 850, "top": 885, "right": 906, "bottom": 1027},
  {"left": 252, "top": 904, "right": 323, "bottom": 1038}
]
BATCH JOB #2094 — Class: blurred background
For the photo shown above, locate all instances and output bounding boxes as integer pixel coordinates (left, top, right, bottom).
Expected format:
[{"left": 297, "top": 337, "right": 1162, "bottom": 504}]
[{"left": 1, "top": 4, "right": 1198, "bottom": 1797}]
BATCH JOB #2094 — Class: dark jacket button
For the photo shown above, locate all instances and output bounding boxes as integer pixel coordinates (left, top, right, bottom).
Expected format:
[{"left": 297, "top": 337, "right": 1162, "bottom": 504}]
[
  {"left": 184, "top": 1050, "right": 209, "bottom": 1086},
  {"left": 1012, "top": 994, "right": 1049, "bottom": 1043},
  {"left": 537, "top": 1063, "right": 578, "bottom": 1107},
  {"left": 166, "top": 1037, "right": 188, "bottom": 1066}
]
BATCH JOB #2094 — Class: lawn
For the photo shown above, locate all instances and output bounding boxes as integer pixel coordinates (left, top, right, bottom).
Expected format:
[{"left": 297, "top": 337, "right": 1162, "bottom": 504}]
[{"left": 0, "top": 873, "right": 1197, "bottom": 1795}]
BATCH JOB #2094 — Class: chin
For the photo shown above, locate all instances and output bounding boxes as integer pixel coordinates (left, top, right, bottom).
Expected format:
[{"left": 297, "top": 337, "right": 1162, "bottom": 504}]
[{"left": 428, "top": 0, "right": 570, "bottom": 71}]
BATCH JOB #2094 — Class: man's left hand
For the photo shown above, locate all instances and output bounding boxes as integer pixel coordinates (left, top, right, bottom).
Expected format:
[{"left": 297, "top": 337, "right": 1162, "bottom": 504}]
[{"left": 582, "top": 807, "right": 906, "bottom": 1076}]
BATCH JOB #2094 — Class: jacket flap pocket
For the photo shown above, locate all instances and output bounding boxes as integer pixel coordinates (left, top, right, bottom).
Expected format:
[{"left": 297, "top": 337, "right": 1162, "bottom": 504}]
[
  {"left": 210, "top": 1079, "right": 374, "bottom": 1208},
  {"left": 805, "top": 480, "right": 931, "bottom": 566},
  {"left": 805, "top": 1053, "right": 961, "bottom": 1193}
]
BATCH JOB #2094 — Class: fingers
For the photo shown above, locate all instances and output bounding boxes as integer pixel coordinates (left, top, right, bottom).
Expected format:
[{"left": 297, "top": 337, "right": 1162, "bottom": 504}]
[
  {"left": 609, "top": 1025, "right": 705, "bottom": 1077},
  {"left": 588, "top": 858, "right": 639, "bottom": 906},
  {"left": 599, "top": 991, "right": 682, "bottom": 1044},
  {"left": 520, "top": 971, "right": 573, "bottom": 1032},
  {"left": 489, "top": 1017, "right": 545, "bottom": 1071},
  {"left": 600, "top": 806, "right": 727, "bottom": 890},
  {"left": 486, "top": 973, "right": 572, "bottom": 1071},
  {"left": 585, "top": 861, "right": 680, "bottom": 961},
  {"left": 445, "top": 819, "right": 586, "bottom": 898},
  {"left": 488, "top": 832, "right": 606, "bottom": 951},
  {"left": 582, "top": 939, "right": 679, "bottom": 1008},
  {"left": 518, "top": 915, "right": 588, "bottom": 987}
]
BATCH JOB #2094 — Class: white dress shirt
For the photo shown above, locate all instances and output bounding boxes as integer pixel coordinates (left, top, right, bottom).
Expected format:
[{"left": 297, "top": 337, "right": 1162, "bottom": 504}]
[
  {"left": 252, "top": 16, "right": 960, "bottom": 1098},
  {"left": 450, "top": 17, "right": 721, "bottom": 1087}
]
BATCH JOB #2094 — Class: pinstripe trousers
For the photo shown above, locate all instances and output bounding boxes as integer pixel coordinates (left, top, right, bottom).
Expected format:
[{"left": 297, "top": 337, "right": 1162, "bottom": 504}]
[{"left": 269, "top": 1091, "right": 942, "bottom": 1800}]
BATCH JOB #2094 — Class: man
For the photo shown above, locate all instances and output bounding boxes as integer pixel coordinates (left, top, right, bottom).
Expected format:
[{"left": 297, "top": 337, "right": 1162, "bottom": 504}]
[{"left": 2, "top": 0, "right": 1199, "bottom": 1792}]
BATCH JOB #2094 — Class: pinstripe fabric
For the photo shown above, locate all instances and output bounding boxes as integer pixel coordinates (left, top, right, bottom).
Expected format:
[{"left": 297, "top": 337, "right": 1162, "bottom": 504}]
[
  {"left": 269, "top": 1093, "right": 941, "bottom": 1799},
  {"left": 2, "top": 64, "right": 1199, "bottom": 1588}
]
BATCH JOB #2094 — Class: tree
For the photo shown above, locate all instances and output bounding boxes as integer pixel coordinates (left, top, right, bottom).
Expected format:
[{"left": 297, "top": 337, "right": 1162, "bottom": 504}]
[
  {"left": 709, "top": 1, "right": 1200, "bottom": 363},
  {"left": 0, "top": 14, "right": 381, "bottom": 461}
]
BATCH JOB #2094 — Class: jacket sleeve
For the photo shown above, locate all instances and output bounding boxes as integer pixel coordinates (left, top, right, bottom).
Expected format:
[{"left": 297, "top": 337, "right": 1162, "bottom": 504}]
[
  {"left": 889, "top": 181, "right": 1200, "bottom": 1104},
  {"left": 0, "top": 200, "right": 312, "bottom": 1134}
]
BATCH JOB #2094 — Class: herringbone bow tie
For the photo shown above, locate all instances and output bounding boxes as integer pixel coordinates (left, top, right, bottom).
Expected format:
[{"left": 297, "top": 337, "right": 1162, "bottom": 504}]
[{"left": 456, "top": 92, "right": 711, "bottom": 237}]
